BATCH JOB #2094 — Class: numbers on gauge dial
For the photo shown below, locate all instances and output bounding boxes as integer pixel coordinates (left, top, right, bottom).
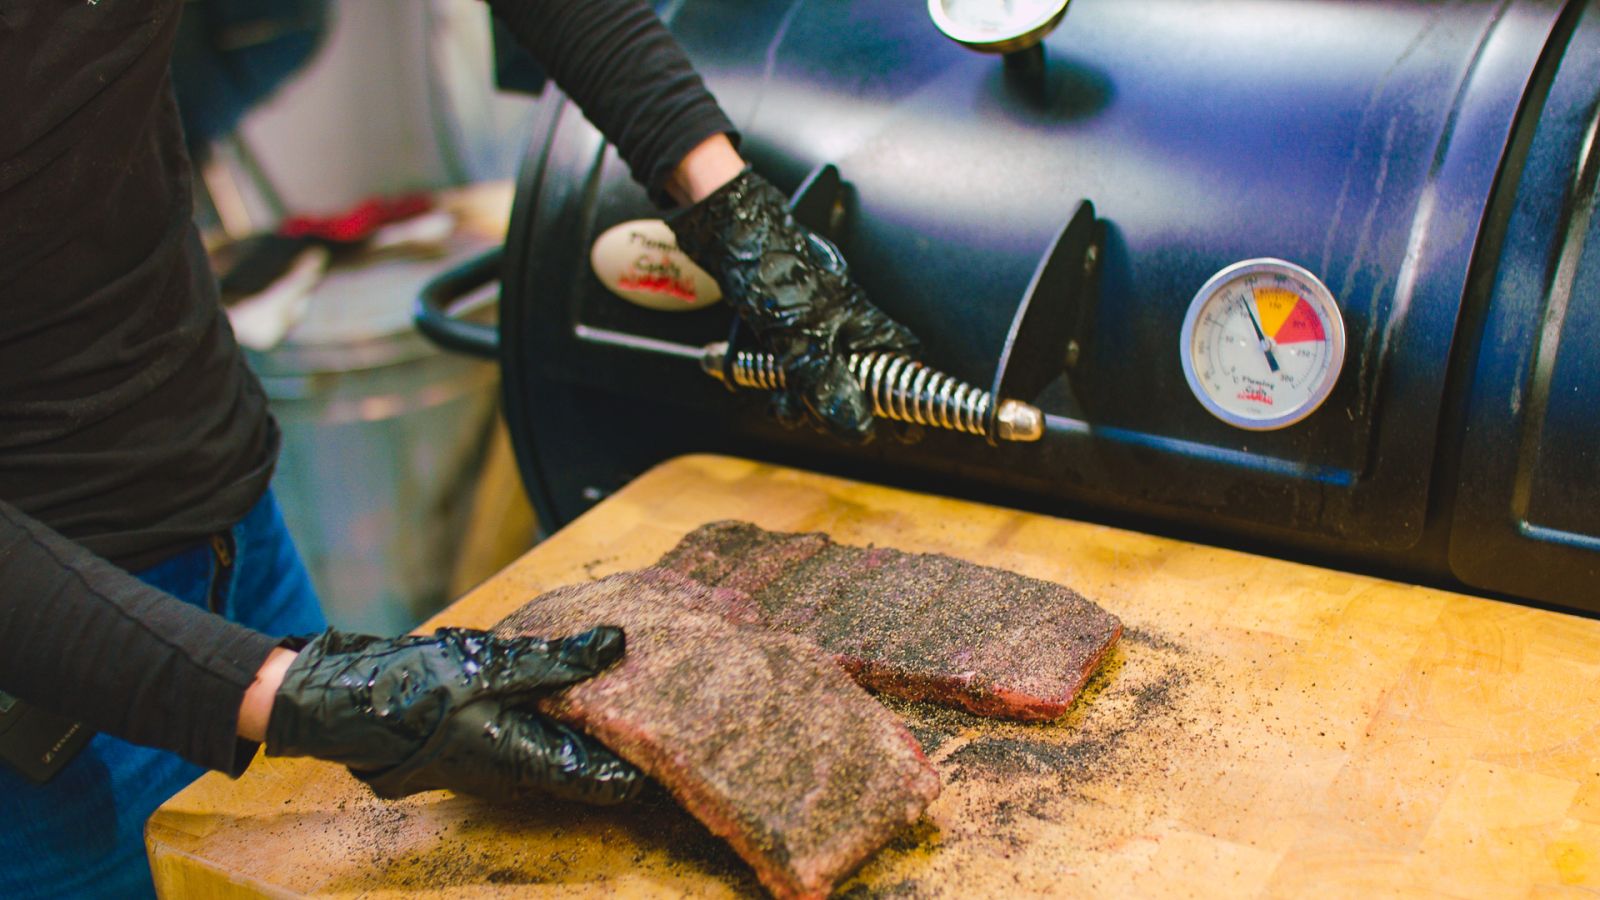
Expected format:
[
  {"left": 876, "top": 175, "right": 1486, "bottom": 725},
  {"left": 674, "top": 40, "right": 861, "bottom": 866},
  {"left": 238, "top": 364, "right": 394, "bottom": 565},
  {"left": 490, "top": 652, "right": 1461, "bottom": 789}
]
[{"left": 1181, "top": 261, "right": 1344, "bottom": 430}]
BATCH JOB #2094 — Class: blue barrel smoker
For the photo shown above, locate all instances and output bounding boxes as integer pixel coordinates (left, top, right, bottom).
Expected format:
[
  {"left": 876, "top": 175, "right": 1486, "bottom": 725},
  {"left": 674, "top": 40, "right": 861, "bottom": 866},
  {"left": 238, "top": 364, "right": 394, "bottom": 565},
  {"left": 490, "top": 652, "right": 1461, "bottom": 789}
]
[{"left": 421, "top": 0, "right": 1600, "bottom": 613}]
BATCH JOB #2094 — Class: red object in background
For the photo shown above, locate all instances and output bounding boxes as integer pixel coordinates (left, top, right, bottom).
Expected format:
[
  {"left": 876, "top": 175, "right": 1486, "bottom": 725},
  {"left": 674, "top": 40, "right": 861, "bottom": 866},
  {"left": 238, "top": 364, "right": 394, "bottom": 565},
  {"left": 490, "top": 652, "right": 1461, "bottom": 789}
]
[{"left": 278, "top": 194, "right": 434, "bottom": 243}]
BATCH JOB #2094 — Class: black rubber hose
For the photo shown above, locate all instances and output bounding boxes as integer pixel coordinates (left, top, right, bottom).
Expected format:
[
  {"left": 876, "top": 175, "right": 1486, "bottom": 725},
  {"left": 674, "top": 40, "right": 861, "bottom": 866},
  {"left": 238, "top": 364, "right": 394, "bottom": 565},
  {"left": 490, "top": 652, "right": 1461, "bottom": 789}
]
[{"left": 414, "top": 247, "right": 503, "bottom": 358}]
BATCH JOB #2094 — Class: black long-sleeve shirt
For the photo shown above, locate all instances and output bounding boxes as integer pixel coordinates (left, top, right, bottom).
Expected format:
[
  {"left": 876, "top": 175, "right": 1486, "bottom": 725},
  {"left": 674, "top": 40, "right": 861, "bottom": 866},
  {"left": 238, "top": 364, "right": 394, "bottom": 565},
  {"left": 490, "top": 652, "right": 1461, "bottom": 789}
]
[{"left": 0, "top": 0, "right": 732, "bottom": 774}]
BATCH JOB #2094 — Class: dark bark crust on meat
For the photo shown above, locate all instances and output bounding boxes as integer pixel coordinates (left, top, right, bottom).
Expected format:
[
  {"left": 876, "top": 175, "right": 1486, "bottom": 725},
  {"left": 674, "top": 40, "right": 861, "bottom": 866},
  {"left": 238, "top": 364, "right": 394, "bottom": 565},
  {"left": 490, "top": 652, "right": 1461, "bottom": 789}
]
[
  {"left": 658, "top": 521, "right": 1123, "bottom": 721},
  {"left": 493, "top": 568, "right": 940, "bottom": 900}
]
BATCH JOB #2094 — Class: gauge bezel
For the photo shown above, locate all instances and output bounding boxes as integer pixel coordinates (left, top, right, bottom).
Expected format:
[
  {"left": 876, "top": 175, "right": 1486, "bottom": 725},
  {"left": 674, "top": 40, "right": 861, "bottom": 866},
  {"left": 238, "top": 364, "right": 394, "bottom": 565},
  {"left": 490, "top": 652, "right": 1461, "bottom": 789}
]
[
  {"left": 927, "top": 0, "right": 1071, "bottom": 54},
  {"left": 1179, "top": 258, "right": 1347, "bottom": 431}
]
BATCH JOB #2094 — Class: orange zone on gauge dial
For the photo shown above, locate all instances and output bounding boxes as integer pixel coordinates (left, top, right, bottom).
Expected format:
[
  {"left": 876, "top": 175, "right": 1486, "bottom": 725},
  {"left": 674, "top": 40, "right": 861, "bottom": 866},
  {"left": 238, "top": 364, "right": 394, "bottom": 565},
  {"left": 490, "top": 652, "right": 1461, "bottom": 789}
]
[{"left": 1252, "top": 287, "right": 1327, "bottom": 345}]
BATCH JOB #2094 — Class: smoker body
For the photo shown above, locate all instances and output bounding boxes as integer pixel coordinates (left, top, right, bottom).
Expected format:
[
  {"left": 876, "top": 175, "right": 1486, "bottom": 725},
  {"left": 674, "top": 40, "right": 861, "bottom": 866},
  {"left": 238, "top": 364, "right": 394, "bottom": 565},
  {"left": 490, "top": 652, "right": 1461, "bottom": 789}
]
[{"left": 490, "top": 0, "right": 1600, "bottom": 611}]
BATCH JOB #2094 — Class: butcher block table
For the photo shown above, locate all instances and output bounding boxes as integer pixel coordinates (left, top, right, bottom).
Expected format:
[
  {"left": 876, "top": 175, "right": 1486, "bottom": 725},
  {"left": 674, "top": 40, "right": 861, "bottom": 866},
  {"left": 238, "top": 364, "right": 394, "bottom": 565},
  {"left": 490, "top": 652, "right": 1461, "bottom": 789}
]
[{"left": 147, "top": 454, "right": 1600, "bottom": 898}]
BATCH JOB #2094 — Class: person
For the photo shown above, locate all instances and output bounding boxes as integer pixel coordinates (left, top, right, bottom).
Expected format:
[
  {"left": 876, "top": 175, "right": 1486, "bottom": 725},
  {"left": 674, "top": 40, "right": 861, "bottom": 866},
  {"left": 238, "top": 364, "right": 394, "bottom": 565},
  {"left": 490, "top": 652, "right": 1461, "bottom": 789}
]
[{"left": 0, "top": 1, "right": 917, "bottom": 897}]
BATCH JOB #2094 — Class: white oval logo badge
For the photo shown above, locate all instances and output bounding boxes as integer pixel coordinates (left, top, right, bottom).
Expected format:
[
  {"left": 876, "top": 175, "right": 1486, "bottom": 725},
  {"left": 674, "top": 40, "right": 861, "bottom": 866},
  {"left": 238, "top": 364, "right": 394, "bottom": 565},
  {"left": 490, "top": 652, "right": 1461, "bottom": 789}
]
[{"left": 590, "top": 219, "right": 721, "bottom": 312}]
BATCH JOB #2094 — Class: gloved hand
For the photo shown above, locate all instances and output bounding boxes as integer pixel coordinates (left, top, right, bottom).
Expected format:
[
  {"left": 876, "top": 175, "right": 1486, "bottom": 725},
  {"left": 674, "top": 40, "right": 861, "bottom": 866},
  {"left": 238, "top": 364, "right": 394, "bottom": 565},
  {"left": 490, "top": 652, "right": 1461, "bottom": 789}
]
[
  {"left": 265, "top": 626, "right": 641, "bottom": 805},
  {"left": 669, "top": 168, "right": 921, "bottom": 443}
]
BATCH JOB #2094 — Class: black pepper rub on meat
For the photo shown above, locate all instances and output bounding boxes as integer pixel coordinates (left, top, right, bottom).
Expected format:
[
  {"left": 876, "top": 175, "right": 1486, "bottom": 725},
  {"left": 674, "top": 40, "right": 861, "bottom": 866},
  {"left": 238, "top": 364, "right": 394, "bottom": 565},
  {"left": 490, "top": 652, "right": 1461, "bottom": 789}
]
[
  {"left": 493, "top": 567, "right": 941, "bottom": 900},
  {"left": 657, "top": 521, "right": 1123, "bottom": 721}
]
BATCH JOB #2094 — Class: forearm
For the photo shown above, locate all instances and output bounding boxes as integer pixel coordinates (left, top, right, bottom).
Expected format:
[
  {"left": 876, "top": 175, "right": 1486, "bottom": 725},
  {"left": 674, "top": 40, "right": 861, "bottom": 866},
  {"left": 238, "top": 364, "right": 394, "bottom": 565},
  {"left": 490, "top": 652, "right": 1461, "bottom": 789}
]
[
  {"left": 484, "top": 0, "right": 738, "bottom": 205},
  {"left": 0, "top": 498, "right": 281, "bottom": 774}
]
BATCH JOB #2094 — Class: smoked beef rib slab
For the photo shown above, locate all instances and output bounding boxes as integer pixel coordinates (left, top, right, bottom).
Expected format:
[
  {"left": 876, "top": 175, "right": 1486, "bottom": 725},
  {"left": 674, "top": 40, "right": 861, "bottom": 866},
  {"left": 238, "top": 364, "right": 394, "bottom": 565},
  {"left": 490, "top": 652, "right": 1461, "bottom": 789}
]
[
  {"left": 493, "top": 567, "right": 941, "bottom": 900},
  {"left": 657, "top": 520, "right": 1123, "bottom": 721}
]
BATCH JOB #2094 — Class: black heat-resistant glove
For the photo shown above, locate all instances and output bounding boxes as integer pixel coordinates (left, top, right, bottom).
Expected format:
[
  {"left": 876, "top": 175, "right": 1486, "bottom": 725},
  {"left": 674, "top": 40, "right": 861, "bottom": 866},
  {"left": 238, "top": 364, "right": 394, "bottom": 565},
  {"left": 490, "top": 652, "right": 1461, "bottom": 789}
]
[
  {"left": 265, "top": 626, "right": 641, "bottom": 805},
  {"left": 669, "top": 168, "right": 921, "bottom": 442}
]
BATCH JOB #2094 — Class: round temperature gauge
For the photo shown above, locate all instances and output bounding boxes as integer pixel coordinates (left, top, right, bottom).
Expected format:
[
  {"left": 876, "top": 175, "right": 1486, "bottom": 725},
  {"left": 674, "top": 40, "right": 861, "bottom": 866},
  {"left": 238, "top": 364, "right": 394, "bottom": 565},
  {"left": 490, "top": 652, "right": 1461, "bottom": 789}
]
[
  {"left": 928, "top": 0, "right": 1071, "bottom": 53},
  {"left": 1179, "top": 259, "right": 1346, "bottom": 430}
]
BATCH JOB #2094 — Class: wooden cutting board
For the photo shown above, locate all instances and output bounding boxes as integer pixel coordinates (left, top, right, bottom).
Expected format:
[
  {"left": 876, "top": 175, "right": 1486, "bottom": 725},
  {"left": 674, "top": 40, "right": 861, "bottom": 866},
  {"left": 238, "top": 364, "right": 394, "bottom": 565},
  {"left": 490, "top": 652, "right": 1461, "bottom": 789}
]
[{"left": 146, "top": 454, "right": 1600, "bottom": 898}]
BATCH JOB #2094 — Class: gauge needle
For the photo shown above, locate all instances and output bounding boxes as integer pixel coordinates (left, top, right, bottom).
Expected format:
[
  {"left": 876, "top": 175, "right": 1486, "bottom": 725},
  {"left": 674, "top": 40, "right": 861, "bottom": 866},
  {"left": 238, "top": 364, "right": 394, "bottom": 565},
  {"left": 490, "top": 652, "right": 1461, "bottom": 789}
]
[{"left": 1239, "top": 296, "right": 1281, "bottom": 373}]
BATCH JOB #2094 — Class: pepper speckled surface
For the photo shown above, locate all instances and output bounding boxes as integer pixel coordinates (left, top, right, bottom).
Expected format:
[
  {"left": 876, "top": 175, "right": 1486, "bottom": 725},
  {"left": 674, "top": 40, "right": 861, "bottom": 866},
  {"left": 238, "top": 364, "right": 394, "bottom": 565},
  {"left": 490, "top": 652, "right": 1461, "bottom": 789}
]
[
  {"left": 493, "top": 567, "right": 940, "bottom": 899},
  {"left": 148, "top": 455, "right": 1600, "bottom": 898},
  {"left": 656, "top": 520, "right": 1122, "bottom": 720}
]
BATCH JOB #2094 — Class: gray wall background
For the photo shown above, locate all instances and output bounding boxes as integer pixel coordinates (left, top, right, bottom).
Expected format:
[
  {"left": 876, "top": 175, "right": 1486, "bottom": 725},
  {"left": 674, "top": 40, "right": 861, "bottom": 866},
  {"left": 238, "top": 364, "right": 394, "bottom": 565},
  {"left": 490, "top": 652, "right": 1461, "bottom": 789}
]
[{"left": 236, "top": 0, "right": 538, "bottom": 213}]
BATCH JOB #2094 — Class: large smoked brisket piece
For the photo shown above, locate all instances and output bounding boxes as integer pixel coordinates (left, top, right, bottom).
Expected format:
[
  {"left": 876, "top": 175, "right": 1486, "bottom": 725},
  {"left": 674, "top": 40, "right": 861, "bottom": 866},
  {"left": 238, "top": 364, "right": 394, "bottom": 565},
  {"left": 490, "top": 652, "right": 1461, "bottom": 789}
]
[
  {"left": 493, "top": 568, "right": 940, "bottom": 900},
  {"left": 658, "top": 521, "right": 1123, "bottom": 721}
]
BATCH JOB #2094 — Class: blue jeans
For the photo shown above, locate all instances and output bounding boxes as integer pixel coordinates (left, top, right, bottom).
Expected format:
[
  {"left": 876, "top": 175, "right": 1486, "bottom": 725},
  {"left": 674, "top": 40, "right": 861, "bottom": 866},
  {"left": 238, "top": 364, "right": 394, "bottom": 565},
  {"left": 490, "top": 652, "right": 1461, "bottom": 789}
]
[{"left": 0, "top": 490, "right": 326, "bottom": 900}]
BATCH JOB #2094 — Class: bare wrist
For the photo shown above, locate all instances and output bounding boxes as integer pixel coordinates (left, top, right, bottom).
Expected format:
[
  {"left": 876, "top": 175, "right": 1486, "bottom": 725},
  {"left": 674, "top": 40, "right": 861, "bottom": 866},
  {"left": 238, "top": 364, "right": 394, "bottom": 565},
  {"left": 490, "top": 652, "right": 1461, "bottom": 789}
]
[
  {"left": 665, "top": 133, "right": 745, "bottom": 206},
  {"left": 237, "top": 647, "right": 297, "bottom": 743}
]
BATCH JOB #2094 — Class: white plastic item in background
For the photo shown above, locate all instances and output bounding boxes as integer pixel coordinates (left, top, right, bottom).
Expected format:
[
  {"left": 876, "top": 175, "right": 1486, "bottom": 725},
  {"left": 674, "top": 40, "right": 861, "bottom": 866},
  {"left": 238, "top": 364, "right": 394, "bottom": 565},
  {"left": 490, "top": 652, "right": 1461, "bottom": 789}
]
[{"left": 226, "top": 245, "right": 331, "bottom": 351}]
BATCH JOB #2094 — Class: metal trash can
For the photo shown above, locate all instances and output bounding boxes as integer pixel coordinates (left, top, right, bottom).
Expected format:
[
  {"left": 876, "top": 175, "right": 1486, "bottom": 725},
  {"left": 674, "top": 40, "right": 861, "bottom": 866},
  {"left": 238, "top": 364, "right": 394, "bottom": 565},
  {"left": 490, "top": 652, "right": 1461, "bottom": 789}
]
[{"left": 245, "top": 249, "right": 499, "bottom": 635}]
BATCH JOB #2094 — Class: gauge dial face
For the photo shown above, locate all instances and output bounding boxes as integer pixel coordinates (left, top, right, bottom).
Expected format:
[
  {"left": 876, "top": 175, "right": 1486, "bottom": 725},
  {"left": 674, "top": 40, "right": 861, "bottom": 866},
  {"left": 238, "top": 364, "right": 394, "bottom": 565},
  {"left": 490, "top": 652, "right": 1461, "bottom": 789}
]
[
  {"left": 928, "top": 0, "right": 1071, "bottom": 53},
  {"left": 1179, "top": 259, "right": 1346, "bottom": 430}
]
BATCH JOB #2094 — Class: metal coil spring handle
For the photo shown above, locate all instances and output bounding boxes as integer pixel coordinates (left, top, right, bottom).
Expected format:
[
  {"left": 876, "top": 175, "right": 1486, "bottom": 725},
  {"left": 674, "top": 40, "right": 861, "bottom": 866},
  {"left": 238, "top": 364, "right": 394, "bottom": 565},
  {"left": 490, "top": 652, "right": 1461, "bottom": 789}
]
[{"left": 699, "top": 342, "right": 1043, "bottom": 442}]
